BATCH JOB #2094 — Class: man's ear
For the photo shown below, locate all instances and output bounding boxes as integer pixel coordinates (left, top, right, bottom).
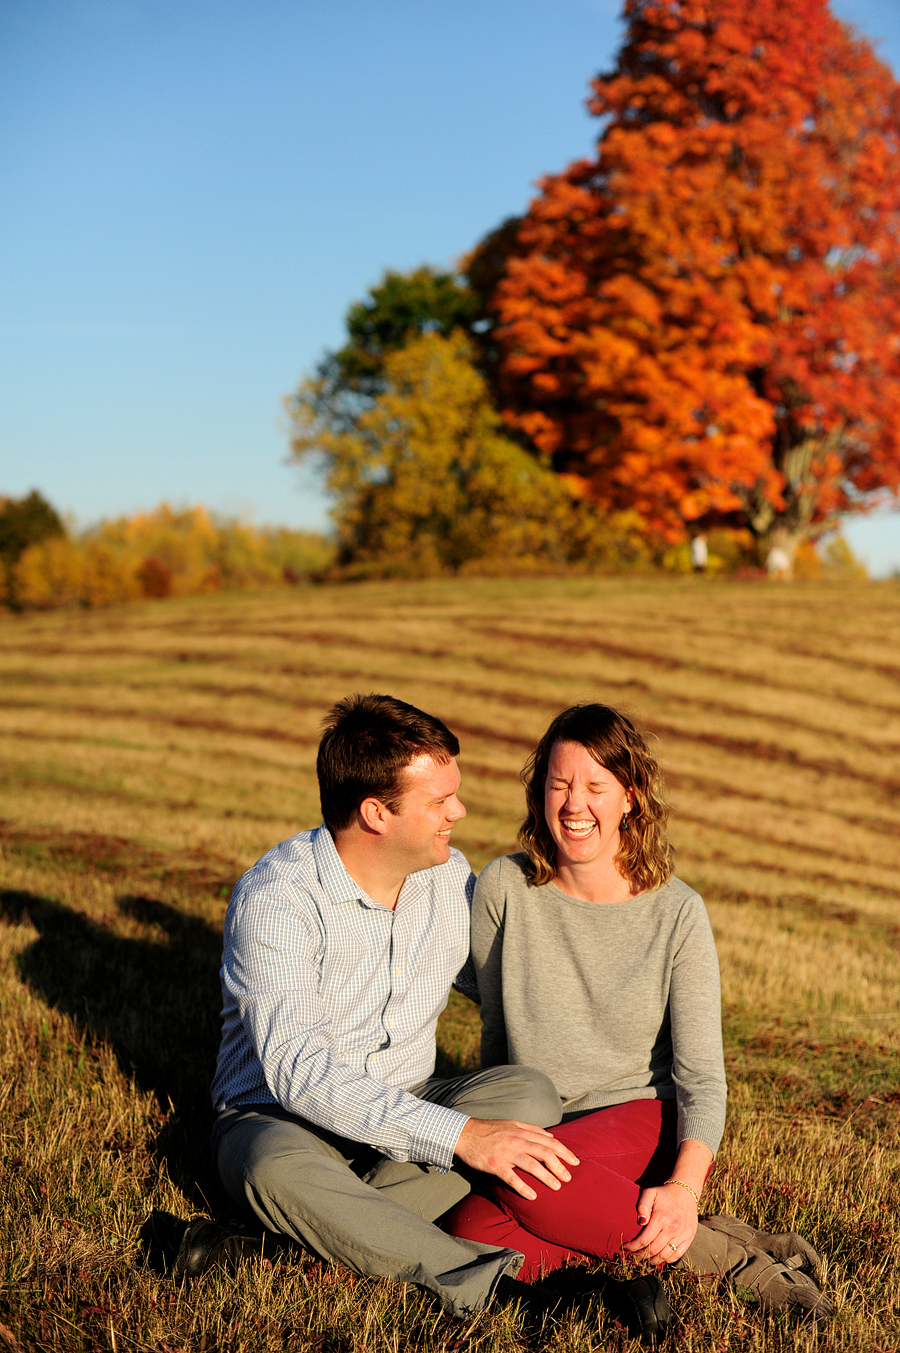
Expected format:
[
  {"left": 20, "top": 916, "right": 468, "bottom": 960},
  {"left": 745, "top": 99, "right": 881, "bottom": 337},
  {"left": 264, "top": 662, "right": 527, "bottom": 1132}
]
[{"left": 358, "top": 796, "right": 392, "bottom": 835}]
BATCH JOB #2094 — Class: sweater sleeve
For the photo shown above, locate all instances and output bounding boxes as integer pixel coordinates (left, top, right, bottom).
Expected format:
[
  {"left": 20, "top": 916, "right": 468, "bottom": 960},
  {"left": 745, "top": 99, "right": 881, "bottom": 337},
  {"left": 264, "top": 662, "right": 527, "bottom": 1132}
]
[
  {"left": 470, "top": 857, "right": 511, "bottom": 1069},
  {"left": 668, "top": 890, "right": 728, "bottom": 1157}
]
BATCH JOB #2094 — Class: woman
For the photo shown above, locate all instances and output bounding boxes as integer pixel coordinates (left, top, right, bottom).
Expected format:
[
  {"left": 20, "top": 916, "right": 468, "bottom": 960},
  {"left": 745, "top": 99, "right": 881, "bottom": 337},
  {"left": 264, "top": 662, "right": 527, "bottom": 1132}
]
[{"left": 445, "top": 703, "right": 830, "bottom": 1325}]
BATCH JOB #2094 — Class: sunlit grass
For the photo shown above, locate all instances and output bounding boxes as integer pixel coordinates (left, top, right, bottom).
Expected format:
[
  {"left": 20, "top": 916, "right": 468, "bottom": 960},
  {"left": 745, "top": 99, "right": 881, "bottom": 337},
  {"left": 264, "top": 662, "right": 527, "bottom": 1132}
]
[{"left": 1, "top": 575, "right": 898, "bottom": 1349}]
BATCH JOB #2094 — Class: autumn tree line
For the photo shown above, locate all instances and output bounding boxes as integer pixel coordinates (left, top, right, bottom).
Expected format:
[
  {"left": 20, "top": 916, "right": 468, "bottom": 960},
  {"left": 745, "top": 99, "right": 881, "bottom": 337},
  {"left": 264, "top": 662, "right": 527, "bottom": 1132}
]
[
  {"left": 290, "top": 0, "right": 899, "bottom": 580},
  {"left": 7, "top": 0, "right": 895, "bottom": 609},
  {"left": 0, "top": 492, "right": 334, "bottom": 611}
]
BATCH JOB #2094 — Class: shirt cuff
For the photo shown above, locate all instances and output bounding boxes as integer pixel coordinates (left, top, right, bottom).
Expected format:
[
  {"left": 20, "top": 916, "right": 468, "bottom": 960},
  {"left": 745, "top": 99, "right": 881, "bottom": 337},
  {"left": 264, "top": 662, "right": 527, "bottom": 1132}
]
[
  {"left": 408, "top": 1101, "right": 471, "bottom": 1172},
  {"left": 678, "top": 1112, "right": 724, "bottom": 1160}
]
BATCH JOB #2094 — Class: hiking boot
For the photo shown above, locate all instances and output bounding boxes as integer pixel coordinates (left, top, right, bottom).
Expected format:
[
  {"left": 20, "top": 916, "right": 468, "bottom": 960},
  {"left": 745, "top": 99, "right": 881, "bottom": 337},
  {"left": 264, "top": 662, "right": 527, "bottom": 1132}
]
[
  {"left": 700, "top": 1214, "right": 825, "bottom": 1286},
  {"left": 681, "top": 1226, "right": 833, "bottom": 1324},
  {"left": 735, "top": 1248, "right": 834, "bottom": 1323},
  {"left": 173, "top": 1215, "right": 266, "bottom": 1278}
]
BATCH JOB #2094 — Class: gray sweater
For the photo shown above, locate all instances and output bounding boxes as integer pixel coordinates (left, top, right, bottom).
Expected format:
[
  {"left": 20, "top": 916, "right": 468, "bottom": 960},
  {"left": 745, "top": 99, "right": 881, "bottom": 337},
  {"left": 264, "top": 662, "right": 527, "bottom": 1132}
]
[{"left": 472, "top": 854, "right": 727, "bottom": 1157}]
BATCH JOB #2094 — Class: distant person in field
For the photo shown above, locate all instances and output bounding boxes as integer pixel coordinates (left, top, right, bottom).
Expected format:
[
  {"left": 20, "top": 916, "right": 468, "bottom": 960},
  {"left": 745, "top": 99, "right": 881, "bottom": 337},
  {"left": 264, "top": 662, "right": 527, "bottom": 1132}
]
[
  {"left": 766, "top": 544, "right": 791, "bottom": 579},
  {"left": 690, "top": 534, "right": 708, "bottom": 572},
  {"left": 177, "top": 694, "right": 665, "bottom": 1337},
  {"left": 443, "top": 703, "right": 832, "bottom": 1325}
]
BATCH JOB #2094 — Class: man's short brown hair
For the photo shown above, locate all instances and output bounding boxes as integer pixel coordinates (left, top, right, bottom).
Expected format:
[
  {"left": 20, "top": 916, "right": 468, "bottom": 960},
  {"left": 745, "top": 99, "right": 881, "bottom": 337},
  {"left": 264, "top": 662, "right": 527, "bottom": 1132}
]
[{"left": 317, "top": 693, "right": 460, "bottom": 832}]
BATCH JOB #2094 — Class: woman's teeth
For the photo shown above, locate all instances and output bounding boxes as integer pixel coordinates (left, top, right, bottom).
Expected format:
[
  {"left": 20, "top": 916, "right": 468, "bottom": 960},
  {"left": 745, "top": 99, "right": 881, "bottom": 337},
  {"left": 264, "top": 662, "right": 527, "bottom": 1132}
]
[{"left": 562, "top": 819, "right": 595, "bottom": 837}]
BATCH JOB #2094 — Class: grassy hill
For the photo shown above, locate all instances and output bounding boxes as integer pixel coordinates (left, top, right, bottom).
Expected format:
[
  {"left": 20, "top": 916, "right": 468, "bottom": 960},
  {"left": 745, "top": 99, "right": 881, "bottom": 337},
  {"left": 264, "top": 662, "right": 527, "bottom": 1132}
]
[{"left": 1, "top": 576, "right": 898, "bottom": 1351}]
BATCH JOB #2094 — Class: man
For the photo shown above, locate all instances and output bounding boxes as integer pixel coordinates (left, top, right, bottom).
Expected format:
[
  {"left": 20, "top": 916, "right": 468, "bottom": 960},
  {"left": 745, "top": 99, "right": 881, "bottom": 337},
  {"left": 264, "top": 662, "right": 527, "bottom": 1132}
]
[{"left": 196, "top": 693, "right": 581, "bottom": 1317}]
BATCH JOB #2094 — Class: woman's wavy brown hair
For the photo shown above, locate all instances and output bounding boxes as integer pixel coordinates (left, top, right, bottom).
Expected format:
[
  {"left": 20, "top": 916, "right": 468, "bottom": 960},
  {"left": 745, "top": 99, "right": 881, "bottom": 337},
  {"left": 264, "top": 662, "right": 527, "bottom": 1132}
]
[{"left": 518, "top": 703, "right": 673, "bottom": 891}]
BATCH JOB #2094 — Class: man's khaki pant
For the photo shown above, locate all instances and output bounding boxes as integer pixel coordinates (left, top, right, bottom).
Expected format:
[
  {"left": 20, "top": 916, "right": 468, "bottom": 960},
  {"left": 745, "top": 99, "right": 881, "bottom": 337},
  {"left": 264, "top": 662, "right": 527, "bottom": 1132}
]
[{"left": 213, "top": 1065, "right": 562, "bottom": 1316}]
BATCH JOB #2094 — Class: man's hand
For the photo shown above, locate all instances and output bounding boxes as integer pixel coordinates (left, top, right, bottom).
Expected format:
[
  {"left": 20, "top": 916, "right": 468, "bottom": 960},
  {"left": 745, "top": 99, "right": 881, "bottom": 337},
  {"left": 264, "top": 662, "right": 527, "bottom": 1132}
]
[{"left": 453, "top": 1118, "right": 580, "bottom": 1200}]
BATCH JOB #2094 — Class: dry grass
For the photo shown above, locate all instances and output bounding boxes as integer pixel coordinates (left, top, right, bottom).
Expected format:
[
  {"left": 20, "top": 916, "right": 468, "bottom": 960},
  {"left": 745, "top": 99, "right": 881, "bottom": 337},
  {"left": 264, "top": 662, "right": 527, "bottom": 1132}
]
[{"left": 1, "top": 575, "right": 898, "bottom": 1351}]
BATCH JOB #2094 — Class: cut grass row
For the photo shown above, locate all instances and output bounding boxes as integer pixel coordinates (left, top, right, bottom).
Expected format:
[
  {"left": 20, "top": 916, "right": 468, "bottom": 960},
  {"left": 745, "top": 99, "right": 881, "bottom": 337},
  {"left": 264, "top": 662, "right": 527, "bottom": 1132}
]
[{"left": 1, "top": 575, "right": 898, "bottom": 1350}]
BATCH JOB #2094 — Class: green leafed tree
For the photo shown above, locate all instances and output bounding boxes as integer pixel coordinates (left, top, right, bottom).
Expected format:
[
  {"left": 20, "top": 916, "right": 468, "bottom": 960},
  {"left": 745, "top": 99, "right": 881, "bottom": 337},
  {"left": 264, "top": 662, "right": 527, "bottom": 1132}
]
[
  {"left": 320, "top": 266, "right": 480, "bottom": 404},
  {"left": 0, "top": 490, "right": 66, "bottom": 607},
  {"left": 288, "top": 330, "right": 646, "bottom": 575}
]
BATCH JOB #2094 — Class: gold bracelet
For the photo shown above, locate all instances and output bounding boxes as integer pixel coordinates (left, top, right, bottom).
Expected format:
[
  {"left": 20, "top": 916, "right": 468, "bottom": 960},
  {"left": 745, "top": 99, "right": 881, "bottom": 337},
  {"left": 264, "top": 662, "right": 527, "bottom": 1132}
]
[{"left": 663, "top": 1178, "right": 700, "bottom": 1206}]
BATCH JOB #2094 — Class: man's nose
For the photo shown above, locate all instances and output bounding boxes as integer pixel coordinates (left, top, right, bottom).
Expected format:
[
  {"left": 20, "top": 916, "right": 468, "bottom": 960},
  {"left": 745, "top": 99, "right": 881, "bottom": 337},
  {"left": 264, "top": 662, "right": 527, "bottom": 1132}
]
[{"left": 449, "top": 795, "right": 466, "bottom": 821}]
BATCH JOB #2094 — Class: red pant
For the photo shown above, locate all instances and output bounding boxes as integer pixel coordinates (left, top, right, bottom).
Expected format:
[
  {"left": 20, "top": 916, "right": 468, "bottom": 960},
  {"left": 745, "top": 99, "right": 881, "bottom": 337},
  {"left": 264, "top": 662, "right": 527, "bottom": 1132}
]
[{"left": 444, "top": 1099, "right": 677, "bottom": 1282}]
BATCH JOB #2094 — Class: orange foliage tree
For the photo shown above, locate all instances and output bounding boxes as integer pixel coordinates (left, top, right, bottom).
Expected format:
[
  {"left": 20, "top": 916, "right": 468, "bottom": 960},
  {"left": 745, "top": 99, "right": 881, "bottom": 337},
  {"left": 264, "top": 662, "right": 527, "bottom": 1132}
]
[{"left": 475, "top": 0, "right": 900, "bottom": 560}]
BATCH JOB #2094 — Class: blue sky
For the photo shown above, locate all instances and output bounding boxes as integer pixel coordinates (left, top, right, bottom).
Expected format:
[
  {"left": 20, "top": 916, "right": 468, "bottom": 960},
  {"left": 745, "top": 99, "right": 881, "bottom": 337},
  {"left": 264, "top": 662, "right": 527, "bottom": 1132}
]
[{"left": 2, "top": 0, "right": 899, "bottom": 573}]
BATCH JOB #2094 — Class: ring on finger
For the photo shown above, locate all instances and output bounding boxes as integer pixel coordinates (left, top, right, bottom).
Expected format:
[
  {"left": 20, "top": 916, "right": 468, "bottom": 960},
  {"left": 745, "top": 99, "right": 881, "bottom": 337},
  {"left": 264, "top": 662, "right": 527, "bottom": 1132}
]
[{"left": 668, "top": 1242, "right": 678, "bottom": 1252}]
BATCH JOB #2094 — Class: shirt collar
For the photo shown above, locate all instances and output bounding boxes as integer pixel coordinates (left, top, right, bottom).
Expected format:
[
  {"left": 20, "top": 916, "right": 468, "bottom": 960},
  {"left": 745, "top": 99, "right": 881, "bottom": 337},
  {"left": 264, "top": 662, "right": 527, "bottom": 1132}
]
[
  {"left": 311, "top": 822, "right": 427, "bottom": 912},
  {"left": 311, "top": 823, "right": 370, "bottom": 905}
]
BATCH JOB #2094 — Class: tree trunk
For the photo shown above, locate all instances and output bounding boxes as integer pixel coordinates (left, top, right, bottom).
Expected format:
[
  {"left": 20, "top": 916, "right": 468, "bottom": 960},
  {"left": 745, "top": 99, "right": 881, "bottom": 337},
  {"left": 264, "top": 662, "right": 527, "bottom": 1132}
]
[{"left": 737, "top": 424, "right": 847, "bottom": 577}]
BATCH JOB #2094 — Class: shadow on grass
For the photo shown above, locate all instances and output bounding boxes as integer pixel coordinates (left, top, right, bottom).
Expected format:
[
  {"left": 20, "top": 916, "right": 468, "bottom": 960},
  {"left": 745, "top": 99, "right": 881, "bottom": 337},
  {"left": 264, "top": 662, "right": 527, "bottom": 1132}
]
[
  {"left": 0, "top": 883, "right": 483, "bottom": 1237},
  {"left": 0, "top": 887, "right": 225, "bottom": 1210},
  {"left": 0, "top": 888, "right": 481, "bottom": 1214}
]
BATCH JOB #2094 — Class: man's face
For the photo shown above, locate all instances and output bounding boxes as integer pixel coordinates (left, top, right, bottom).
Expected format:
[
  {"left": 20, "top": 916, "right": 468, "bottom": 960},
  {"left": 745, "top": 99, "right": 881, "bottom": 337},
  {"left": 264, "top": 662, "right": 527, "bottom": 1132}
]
[{"left": 384, "top": 754, "right": 466, "bottom": 873}]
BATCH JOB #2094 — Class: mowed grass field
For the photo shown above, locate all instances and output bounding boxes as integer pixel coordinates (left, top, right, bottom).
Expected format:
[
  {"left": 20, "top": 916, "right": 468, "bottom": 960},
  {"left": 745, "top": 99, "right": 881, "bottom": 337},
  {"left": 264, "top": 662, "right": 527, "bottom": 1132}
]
[{"left": 1, "top": 575, "right": 899, "bottom": 1353}]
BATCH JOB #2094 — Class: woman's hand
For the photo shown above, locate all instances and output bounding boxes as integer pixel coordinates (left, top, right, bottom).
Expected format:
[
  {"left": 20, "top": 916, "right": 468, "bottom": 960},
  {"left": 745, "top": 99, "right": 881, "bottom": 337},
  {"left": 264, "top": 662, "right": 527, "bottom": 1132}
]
[
  {"left": 623, "top": 1138, "right": 712, "bottom": 1265},
  {"left": 623, "top": 1182, "right": 699, "bottom": 1265}
]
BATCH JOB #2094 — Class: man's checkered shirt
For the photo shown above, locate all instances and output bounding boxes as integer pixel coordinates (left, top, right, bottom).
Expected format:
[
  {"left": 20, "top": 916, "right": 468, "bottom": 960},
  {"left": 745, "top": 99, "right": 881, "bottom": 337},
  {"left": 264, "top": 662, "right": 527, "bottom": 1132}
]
[{"left": 211, "top": 825, "right": 478, "bottom": 1171}]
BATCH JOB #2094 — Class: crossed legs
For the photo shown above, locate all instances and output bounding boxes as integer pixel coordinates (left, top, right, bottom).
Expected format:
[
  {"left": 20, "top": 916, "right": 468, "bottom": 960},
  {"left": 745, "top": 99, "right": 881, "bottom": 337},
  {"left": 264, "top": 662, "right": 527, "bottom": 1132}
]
[{"left": 213, "top": 1065, "right": 562, "bottom": 1315}]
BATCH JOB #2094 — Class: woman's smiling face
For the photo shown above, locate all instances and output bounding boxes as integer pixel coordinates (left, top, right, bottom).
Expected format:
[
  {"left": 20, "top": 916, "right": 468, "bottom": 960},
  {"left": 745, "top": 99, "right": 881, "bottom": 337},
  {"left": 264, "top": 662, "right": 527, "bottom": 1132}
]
[{"left": 543, "top": 739, "right": 633, "bottom": 872}]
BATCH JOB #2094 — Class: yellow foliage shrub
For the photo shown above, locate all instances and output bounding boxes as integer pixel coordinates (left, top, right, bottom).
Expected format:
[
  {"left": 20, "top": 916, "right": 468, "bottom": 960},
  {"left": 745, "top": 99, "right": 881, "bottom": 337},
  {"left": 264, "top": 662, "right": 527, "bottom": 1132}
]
[
  {"left": 9, "top": 504, "right": 335, "bottom": 611},
  {"left": 792, "top": 539, "right": 823, "bottom": 579},
  {"left": 821, "top": 533, "right": 868, "bottom": 579},
  {"left": 82, "top": 540, "right": 143, "bottom": 606},
  {"left": 15, "top": 538, "right": 86, "bottom": 609}
]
